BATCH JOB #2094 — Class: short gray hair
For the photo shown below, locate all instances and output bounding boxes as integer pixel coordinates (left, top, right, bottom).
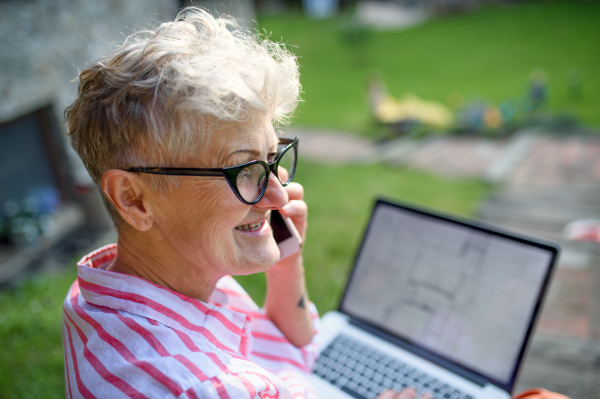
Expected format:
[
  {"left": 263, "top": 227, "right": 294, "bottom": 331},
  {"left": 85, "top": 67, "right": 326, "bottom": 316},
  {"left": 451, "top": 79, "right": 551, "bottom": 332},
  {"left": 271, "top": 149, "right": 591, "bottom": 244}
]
[{"left": 65, "top": 7, "right": 301, "bottom": 224}]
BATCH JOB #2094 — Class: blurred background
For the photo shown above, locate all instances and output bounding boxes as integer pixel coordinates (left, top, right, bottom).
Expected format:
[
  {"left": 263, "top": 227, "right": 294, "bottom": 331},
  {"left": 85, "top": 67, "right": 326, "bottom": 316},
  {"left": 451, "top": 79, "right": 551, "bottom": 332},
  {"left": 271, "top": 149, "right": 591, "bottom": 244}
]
[{"left": 0, "top": 0, "right": 599, "bottom": 397}]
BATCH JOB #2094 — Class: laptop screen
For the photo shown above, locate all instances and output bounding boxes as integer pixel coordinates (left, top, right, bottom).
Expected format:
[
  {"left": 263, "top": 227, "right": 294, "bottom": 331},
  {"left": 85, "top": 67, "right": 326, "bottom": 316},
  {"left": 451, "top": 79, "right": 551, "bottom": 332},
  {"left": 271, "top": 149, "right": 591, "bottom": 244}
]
[{"left": 340, "top": 200, "right": 557, "bottom": 390}]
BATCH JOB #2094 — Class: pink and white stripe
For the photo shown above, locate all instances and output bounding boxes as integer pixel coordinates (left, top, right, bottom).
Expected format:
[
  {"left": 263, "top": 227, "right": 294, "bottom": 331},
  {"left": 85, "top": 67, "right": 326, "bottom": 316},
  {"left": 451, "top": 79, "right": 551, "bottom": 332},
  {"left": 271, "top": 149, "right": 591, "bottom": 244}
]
[{"left": 63, "top": 244, "right": 320, "bottom": 399}]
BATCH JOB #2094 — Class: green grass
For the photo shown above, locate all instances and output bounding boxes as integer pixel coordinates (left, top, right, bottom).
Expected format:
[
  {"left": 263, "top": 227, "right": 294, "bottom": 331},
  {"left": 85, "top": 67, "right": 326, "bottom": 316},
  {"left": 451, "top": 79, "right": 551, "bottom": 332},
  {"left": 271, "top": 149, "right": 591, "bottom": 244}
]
[
  {"left": 235, "top": 159, "right": 491, "bottom": 313},
  {"left": 0, "top": 161, "right": 490, "bottom": 398},
  {"left": 258, "top": 1, "right": 600, "bottom": 133},
  {"left": 0, "top": 269, "right": 77, "bottom": 398}
]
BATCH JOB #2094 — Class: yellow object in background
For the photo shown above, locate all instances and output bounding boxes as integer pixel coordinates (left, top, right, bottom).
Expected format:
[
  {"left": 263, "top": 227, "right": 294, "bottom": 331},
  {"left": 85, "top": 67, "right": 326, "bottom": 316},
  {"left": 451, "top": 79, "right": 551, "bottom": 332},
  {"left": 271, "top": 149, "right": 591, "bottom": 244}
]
[
  {"left": 374, "top": 93, "right": 454, "bottom": 129},
  {"left": 484, "top": 106, "right": 502, "bottom": 129}
]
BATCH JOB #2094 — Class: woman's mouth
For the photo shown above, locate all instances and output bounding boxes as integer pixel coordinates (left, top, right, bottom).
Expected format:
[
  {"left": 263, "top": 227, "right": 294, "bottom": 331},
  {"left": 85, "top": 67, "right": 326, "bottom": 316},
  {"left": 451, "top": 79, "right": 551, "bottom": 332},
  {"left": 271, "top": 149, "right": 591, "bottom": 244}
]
[{"left": 235, "top": 220, "right": 265, "bottom": 232}]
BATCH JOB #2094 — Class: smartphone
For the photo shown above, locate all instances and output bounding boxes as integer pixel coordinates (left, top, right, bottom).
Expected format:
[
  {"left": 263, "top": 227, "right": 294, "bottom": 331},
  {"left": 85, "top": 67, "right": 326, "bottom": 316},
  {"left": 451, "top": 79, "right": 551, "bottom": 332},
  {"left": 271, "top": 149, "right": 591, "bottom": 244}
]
[{"left": 270, "top": 210, "right": 302, "bottom": 260}]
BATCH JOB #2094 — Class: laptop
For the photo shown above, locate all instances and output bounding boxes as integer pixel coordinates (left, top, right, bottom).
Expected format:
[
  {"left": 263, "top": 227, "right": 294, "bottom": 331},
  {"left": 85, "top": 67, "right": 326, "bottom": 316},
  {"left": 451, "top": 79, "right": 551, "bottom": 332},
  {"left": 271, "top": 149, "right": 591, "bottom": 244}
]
[{"left": 310, "top": 198, "right": 559, "bottom": 399}]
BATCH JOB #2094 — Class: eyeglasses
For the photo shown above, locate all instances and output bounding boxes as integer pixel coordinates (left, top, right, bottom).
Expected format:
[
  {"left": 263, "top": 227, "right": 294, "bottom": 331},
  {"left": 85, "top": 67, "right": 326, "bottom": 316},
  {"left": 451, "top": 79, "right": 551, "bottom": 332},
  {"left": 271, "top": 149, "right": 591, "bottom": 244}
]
[{"left": 125, "top": 137, "right": 298, "bottom": 205}]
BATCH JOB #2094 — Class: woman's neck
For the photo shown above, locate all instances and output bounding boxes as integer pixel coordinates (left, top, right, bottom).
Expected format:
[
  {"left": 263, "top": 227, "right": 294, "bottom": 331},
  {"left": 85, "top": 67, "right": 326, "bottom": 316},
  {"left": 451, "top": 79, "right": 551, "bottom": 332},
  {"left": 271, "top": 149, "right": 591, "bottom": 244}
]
[{"left": 106, "top": 231, "right": 220, "bottom": 303}]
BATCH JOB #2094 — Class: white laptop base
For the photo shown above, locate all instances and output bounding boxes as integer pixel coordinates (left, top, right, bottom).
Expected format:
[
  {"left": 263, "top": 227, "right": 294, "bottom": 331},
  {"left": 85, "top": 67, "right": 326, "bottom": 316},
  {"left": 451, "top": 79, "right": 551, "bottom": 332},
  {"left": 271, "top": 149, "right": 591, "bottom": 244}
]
[{"left": 310, "top": 311, "right": 510, "bottom": 399}]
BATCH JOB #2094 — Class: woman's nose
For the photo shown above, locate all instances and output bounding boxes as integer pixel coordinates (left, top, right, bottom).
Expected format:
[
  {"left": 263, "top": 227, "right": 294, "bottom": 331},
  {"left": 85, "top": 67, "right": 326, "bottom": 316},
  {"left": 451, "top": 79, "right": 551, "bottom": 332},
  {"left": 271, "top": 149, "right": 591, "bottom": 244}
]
[{"left": 255, "top": 173, "right": 288, "bottom": 209}]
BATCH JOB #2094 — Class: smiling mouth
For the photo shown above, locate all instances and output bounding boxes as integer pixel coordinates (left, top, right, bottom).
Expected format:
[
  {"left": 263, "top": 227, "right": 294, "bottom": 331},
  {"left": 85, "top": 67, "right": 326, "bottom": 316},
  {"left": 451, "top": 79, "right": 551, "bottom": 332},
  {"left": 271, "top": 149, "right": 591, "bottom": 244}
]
[{"left": 235, "top": 220, "right": 265, "bottom": 232}]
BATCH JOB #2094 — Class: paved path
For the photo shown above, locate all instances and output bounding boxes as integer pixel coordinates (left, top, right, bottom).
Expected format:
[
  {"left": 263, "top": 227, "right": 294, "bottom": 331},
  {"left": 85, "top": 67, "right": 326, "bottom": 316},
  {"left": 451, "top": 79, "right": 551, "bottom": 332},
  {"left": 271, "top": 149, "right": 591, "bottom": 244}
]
[
  {"left": 291, "top": 127, "right": 600, "bottom": 398},
  {"left": 477, "top": 135, "right": 600, "bottom": 398}
]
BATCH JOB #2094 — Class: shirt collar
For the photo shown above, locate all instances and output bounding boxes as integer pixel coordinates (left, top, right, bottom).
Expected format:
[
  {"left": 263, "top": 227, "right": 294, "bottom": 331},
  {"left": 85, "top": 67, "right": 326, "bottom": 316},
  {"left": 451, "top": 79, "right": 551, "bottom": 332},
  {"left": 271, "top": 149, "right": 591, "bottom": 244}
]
[{"left": 75, "top": 244, "right": 250, "bottom": 354}]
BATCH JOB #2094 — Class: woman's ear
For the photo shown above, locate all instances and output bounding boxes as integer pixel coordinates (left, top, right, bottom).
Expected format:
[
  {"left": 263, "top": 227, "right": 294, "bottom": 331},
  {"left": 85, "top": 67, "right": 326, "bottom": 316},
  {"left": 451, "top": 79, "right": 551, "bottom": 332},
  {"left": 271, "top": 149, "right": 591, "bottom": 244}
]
[{"left": 102, "top": 170, "right": 154, "bottom": 231}]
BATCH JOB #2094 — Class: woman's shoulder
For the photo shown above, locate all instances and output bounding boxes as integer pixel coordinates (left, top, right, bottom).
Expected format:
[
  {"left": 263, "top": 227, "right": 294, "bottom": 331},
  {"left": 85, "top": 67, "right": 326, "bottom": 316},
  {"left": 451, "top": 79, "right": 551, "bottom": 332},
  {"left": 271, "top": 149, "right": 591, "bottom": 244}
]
[{"left": 63, "top": 287, "right": 268, "bottom": 397}]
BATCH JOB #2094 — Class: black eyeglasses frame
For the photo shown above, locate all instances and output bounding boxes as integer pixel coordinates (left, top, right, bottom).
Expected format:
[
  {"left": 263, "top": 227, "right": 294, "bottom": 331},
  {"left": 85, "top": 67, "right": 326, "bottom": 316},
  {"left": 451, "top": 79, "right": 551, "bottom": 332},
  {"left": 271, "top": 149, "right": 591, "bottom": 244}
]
[{"left": 124, "top": 137, "right": 298, "bottom": 205}]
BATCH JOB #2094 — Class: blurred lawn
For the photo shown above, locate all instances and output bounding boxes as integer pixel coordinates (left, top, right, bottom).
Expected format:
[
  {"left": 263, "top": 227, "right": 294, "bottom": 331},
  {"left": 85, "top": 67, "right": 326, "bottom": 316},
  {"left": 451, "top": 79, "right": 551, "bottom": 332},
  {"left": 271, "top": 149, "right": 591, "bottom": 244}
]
[
  {"left": 0, "top": 269, "right": 76, "bottom": 398},
  {"left": 0, "top": 160, "right": 490, "bottom": 398},
  {"left": 258, "top": 1, "right": 600, "bottom": 134}
]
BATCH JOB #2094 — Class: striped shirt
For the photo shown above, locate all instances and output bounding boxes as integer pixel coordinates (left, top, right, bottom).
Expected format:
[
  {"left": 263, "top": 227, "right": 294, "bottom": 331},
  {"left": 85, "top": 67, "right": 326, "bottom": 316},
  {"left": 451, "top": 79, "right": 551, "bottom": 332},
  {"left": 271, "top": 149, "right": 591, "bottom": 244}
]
[{"left": 63, "top": 244, "right": 321, "bottom": 399}]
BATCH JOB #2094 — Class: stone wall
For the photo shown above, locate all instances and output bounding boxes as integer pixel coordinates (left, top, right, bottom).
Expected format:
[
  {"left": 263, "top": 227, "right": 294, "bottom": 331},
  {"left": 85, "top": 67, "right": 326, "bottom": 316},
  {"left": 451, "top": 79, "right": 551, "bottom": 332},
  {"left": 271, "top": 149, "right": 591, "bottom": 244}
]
[{"left": 0, "top": 0, "right": 178, "bottom": 183}]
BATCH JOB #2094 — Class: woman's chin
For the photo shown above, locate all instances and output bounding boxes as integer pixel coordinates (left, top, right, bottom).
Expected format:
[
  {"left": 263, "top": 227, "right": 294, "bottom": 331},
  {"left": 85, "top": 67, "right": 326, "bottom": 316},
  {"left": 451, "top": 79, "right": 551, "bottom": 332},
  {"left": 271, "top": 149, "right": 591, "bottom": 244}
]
[
  {"left": 231, "top": 236, "right": 281, "bottom": 275},
  {"left": 254, "top": 242, "right": 281, "bottom": 272}
]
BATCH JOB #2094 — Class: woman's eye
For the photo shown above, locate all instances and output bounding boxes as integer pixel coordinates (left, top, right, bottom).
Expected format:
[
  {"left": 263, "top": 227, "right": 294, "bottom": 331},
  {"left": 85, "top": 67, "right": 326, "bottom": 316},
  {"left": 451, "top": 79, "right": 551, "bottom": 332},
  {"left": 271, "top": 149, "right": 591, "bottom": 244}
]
[{"left": 238, "top": 167, "right": 251, "bottom": 181}]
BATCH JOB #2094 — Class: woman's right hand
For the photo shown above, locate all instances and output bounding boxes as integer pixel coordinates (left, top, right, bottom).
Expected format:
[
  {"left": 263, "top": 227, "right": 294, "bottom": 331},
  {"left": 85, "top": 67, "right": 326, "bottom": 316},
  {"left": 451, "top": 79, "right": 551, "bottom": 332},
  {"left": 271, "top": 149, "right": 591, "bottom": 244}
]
[{"left": 377, "top": 388, "right": 431, "bottom": 399}]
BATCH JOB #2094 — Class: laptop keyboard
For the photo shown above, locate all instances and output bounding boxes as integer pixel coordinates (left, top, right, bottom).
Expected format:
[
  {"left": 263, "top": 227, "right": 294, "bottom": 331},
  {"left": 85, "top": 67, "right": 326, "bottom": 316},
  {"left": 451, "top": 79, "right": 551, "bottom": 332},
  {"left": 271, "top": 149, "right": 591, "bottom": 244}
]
[{"left": 313, "top": 334, "right": 474, "bottom": 399}]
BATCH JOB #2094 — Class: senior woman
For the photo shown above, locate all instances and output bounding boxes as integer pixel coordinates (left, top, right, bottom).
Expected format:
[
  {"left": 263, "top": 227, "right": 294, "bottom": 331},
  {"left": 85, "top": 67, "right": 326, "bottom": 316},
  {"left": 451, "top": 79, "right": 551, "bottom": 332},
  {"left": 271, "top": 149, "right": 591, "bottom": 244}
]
[
  {"left": 62, "top": 8, "right": 569, "bottom": 399},
  {"left": 62, "top": 8, "right": 319, "bottom": 398}
]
